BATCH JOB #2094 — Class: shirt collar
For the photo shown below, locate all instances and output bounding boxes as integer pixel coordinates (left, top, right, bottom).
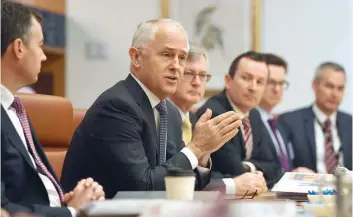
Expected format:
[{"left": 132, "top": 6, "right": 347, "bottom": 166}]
[
  {"left": 225, "top": 93, "right": 249, "bottom": 119},
  {"left": 1, "top": 84, "right": 15, "bottom": 110},
  {"left": 256, "top": 106, "right": 273, "bottom": 122},
  {"left": 169, "top": 100, "right": 189, "bottom": 121},
  {"left": 131, "top": 73, "right": 160, "bottom": 109},
  {"left": 312, "top": 103, "right": 337, "bottom": 125},
  {"left": 177, "top": 107, "right": 189, "bottom": 121}
]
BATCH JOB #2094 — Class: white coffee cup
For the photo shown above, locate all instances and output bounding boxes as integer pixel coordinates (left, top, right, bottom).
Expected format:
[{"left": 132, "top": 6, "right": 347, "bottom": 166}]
[{"left": 165, "top": 168, "right": 195, "bottom": 200}]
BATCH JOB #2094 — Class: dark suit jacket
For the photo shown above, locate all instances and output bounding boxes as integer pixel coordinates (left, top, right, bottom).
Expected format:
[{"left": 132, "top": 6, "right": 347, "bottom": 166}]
[
  {"left": 194, "top": 91, "right": 282, "bottom": 188},
  {"left": 278, "top": 106, "right": 352, "bottom": 172},
  {"left": 61, "top": 75, "right": 210, "bottom": 198},
  {"left": 1, "top": 107, "right": 71, "bottom": 217},
  {"left": 256, "top": 108, "right": 294, "bottom": 173}
]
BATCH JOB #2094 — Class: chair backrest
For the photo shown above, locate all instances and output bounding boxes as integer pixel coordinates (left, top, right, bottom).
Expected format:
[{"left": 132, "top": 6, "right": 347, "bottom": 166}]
[
  {"left": 73, "top": 108, "right": 87, "bottom": 134},
  {"left": 16, "top": 93, "right": 74, "bottom": 179}
]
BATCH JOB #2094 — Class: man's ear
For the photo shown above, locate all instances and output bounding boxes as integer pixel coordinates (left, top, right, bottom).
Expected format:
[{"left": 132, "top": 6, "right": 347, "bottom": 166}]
[
  {"left": 312, "top": 78, "right": 318, "bottom": 92},
  {"left": 11, "top": 38, "right": 26, "bottom": 59},
  {"left": 224, "top": 74, "right": 232, "bottom": 90},
  {"left": 129, "top": 47, "right": 141, "bottom": 68}
]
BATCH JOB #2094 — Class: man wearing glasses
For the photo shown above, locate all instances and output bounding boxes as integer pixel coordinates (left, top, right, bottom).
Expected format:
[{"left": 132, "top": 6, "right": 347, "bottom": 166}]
[
  {"left": 256, "top": 53, "right": 302, "bottom": 174},
  {"left": 169, "top": 43, "right": 211, "bottom": 144},
  {"left": 169, "top": 46, "right": 268, "bottom": 195}
]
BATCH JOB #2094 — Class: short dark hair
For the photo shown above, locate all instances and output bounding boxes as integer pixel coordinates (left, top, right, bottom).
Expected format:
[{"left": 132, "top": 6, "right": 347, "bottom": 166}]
[
  {"left": 263, "top": 53, "right": 288, "bottom": 73},
  {"left": 1, "top": 0, "right": 43, "bottom": 56},
  {"left": 228, "top": 51, "right": 266, "bottom": 78}
]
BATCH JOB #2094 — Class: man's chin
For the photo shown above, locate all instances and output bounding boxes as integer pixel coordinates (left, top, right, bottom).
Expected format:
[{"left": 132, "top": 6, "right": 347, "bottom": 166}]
[
  {"left": 163, "top": 86, "right": 178, "bottom": 97},
  {"left": 186, "top": 97, "right": 200, "bottom": 105}
]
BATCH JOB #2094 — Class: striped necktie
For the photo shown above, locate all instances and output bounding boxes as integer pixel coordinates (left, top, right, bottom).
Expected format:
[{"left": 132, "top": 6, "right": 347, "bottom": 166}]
[
  {"left": 322, "top": 119, "right": 338, "bottom": 174},
  {"left": 156, "top": 100, "right": 168, "bottom": 165},
  {"left": 11, "top": 97, "right": 65, "bottom": 204},
  {"left": 242, "top": 117, "right": 253, "bottom": 160}
]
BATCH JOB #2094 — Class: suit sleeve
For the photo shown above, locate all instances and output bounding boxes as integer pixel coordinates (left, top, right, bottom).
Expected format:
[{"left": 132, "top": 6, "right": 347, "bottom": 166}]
[
  {"left": 195, "top": 105, "right": 247, "bottom": 178},
  {"left": 277, "top": 114, "right": 292, "bottom": 142},
  {"left": 87, "top": 100, "right": 194, "bottom": 191},
  {"left": 167, "top": 103, "right": 211, "bottom": 190},
  {"left": 1, "top": 181, "right": 71, "bottom": 217},
  {"left": 247, "top": 124, "right": 283, "bottom": 188}
]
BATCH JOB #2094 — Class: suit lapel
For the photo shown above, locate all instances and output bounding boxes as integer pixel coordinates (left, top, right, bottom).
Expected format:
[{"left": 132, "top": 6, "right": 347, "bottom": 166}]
[
  {"left": 336, "top": 112, "right": 347, "bottom": 156},
  {"left": 1, "top": 107, "right": 36, "bottom": 171},
  {"left": 304, "top": 107, "right": 317, "bottom": 168},
  {"left": 254, "top": 109, "right": 280, "bottom": 162},
  {"left": 219, "top": 91, "right": 246, "bottom": 157},
  {"left": 278, "top": 124, "right": 293, "bottom": 158},
  {"left": 123, "top": 75, "right": 159, "bottom": 156},
  {"left": 28, "top": 120, "right": 60, "bottom": 182}
]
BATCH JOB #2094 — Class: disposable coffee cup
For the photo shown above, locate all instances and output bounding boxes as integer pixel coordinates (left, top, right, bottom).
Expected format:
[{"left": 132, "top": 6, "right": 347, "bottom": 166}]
[{"left": 165, "top": 168, "right": 195, "bottom": 200}]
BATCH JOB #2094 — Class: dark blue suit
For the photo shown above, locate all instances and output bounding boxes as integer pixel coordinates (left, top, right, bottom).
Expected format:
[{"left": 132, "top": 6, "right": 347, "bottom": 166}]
[
  {"left": 195, "top": 91, "right": 282, "bottom": 188},
  {"left": 61, "top": 75, "right": 210, "bottom": 198},
  {"left": 278, "top": 106, "right": 352, "bottom": 172},
  {"left": 255, "top": 108, "right": 294, "bottom": 173},
  {"left": 1, "top": 107, "right": 71, "bottom": 217}
]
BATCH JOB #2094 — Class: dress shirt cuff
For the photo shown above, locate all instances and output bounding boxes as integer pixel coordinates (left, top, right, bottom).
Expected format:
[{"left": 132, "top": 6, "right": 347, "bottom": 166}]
[
  {"left": 68, "top": 207, "right": 77, "bottom": 217},
  {"left": 242, "top": 161, "right": 256, "bottom": 173},
  {"left": 196, "top": 158, "right": 212, "bottom": 174},
  {"left": 222, "top": 178, "right": 236, "bottom": 195},
  {"left": 181, "top": 147, "right": 198, "bottom": 169}
]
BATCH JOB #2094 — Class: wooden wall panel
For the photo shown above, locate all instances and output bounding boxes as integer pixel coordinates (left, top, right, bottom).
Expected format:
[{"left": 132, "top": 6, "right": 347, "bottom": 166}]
[{"left": 14, "top": 0, "right": 66, "bottom": 14}]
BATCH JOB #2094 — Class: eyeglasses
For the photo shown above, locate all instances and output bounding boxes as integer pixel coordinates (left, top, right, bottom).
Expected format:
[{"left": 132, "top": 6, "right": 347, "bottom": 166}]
[
  {"left": 183, "top": 72, "right": 212, "bottom": 82},
  {"left": 267, "top": 79, "right": 290, "bottom": 90}
]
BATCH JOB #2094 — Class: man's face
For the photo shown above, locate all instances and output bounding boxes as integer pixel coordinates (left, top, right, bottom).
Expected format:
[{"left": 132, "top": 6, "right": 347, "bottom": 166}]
[
  {"left": 173, "top": 56, "right": 209, "bottom": 106},
  {"left": 313, "top": 69, "right": 345, "bottom": 114},
  {"left": 225, "top": 57, "right": 268, "bottom": 113},
  {"left": 136, "top": 23, "right": 188, "bottom": 100},
  {"left": 17, "top": 17, "right": 47, "bottom": 86},
  {"left": 260, "top": 64, "right": 287, "bottom": 110}
]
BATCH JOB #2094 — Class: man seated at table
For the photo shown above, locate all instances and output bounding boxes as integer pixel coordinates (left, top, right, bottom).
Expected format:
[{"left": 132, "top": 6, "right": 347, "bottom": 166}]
[
  {"left": 169, "top": 44, "right": 267, "bottom": 195},
  {"left": 1, "top": 2, "right": 104, "bottom": 217},
  {"left": 278, "top": 62, "right": 352, "bottom": 173},
  {"left": 195, "top": 51, "right": 282, "bottom": 188},
  {"left": 61, "top": 18, "right": 242, "bottom": 198}
]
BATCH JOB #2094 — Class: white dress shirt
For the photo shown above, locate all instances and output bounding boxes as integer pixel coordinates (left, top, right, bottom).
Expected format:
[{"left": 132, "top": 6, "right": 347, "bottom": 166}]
[
  {"left": 312, "top": 104, "right": 342, "bottom": 174},
  {"left": 131, "top": 74, "right": 202, "bottom": 170},
  {"left": 1, "top": 85, "right": 76, "bottom": 216}
]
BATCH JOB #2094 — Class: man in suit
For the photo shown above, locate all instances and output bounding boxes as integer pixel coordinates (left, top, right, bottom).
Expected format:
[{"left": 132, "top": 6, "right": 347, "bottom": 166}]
[
  {"left": 1, "top": 2, "right": 105, "bottom": 217},
  {"left": 195, "top": 51, "right": 282, "bottom": 188},
  {"left": 169, "top": 44, "right": 267, "bottom": 195},
  {"left": 256, "top": 53, "right": 308, "bottom": 174},
  {"left": 61, "top": 19, "right": 242, "bottom": 198},
  {"left": 278, "top": 62, "right": 352, "bottom": 173}
]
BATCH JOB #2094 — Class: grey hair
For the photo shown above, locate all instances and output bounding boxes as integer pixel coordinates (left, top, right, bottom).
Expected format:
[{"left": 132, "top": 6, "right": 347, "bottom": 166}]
[
  {"left": 131, "top": 18, "right": 189, "bottom": 51},
  {"left": 187, "top": 43, "right": 208, "bottom": 64},
  {"left": 314, "top": 61, "right": 346, "bottom": 80}
]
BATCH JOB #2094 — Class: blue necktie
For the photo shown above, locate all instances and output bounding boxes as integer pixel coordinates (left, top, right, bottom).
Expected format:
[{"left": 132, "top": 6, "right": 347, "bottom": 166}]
[{"left": 156, "top": 100, "right": 168, "bottom": 165}]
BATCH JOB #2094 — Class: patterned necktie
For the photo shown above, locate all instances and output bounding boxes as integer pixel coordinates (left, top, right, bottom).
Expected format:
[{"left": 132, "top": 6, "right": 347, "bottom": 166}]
[
  {"left": 11, "top": 97, "right": 65, "bottom": 204},
  {"left": 155, "top": 100, "right": 168, "bottom": 165},
  {"left": 242, "top": 117, "right": 253, "bottom": 160},
  {"left": 267, "top": 118, "right": 290, "bottom": 172},
  {"left": 182, "top": 117, "right": 192, "bottom": 144},
  {"left": 322, "top": 119, "right": 338, "bottom": 174}
]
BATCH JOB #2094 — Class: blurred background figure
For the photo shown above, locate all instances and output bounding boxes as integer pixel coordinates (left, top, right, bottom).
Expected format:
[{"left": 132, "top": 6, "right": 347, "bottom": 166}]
[
  {"left": 278, "top": 62, "right": 352, "bottom": 173},
  {"left": 195, "top": 51, "right": 281, "bottom": 188},
  {"left": 169, "top": 44, "right": 267, "bottom": 195}
]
